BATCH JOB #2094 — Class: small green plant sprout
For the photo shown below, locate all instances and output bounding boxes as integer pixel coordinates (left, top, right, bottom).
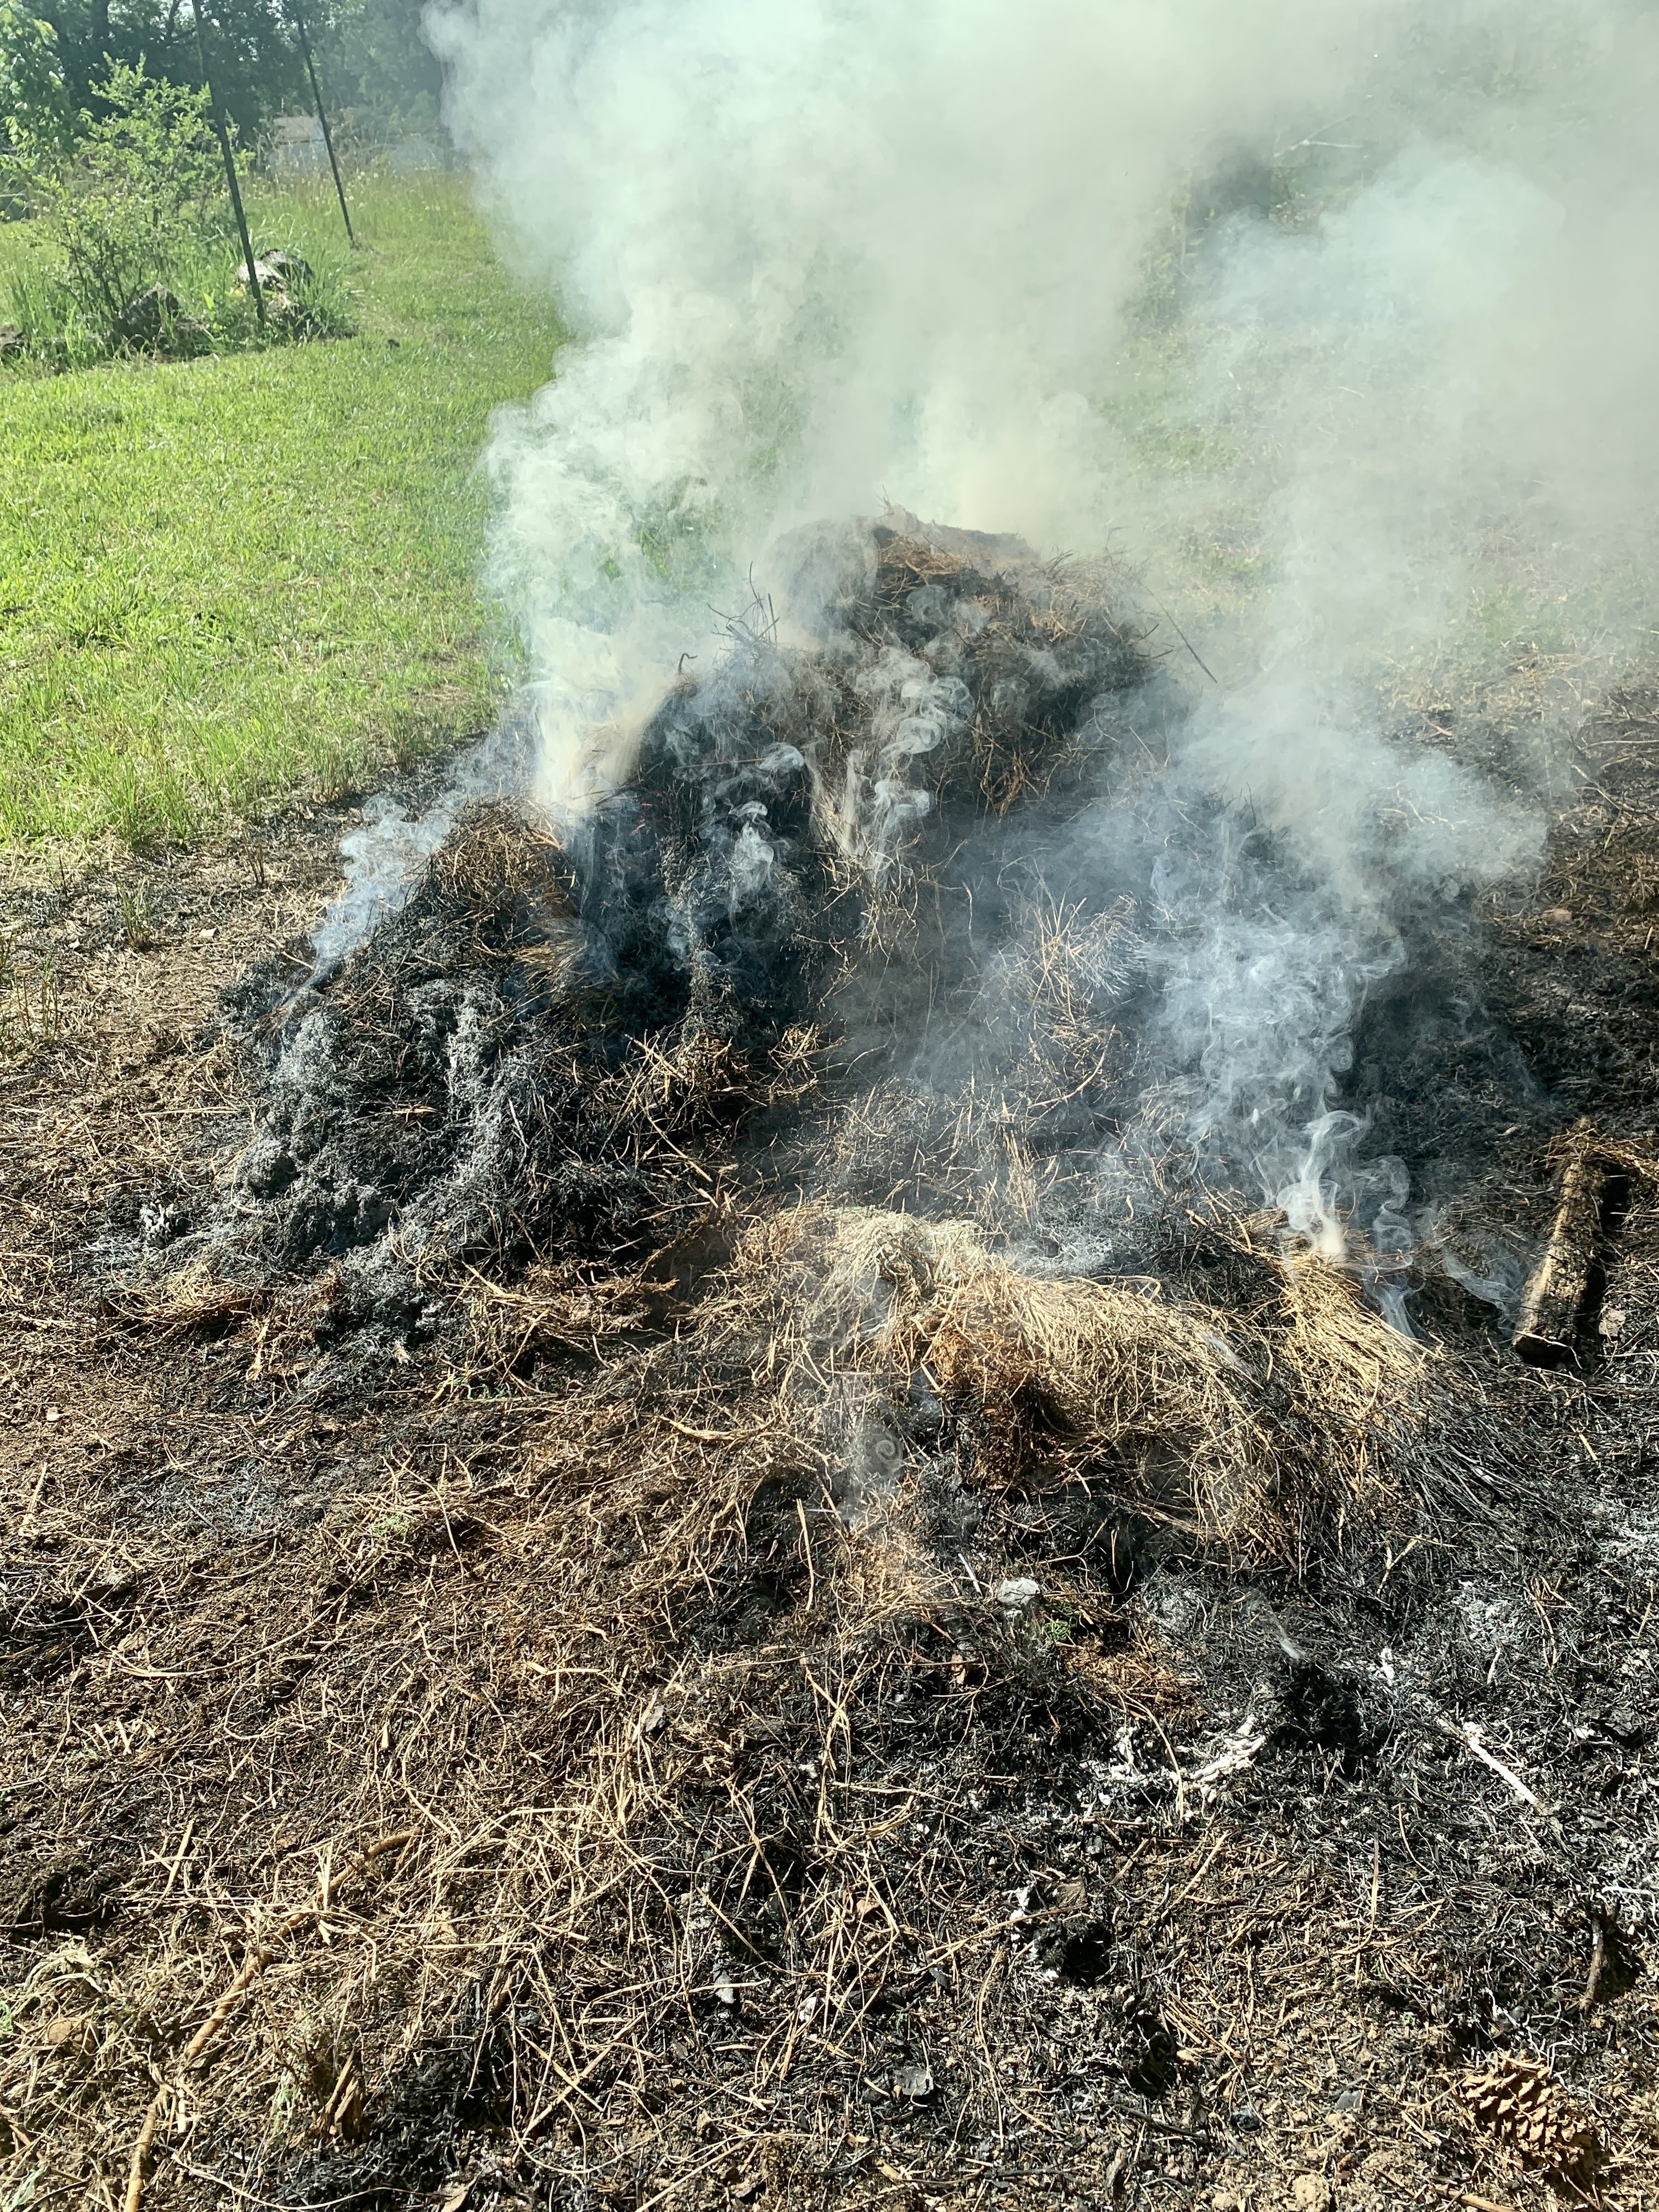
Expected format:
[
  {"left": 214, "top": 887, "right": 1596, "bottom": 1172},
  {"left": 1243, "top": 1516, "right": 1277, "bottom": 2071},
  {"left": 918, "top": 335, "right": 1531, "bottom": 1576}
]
[
  {"left": 117, "top": 876, "right": 157, "bottom": 950},
  {"left": 0, "top": 936, "right": 60, "bottom": 1053}
]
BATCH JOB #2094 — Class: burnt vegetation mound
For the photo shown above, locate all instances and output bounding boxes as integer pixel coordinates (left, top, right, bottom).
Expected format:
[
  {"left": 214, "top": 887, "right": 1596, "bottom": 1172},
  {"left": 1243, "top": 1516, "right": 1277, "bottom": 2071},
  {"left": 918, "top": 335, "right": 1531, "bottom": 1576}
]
[
  {"left": 130, "top": 516, "right": 1601, "bottom": 1380},
  {"left": 138, "top": 521, "right": 1159, "bottom": 1351},
  {"left": 20, "top": 537, "right": 1658, "bottom": 2211}
]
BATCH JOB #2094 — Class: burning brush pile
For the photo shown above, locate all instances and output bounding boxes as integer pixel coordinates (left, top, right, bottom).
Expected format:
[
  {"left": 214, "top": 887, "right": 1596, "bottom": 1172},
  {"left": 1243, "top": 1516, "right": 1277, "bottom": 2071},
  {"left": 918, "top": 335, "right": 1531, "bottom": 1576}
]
[
  {"left": 217, "top": 514, "right": 1158, "bottom": 1325},
  {"left": 143, "top": 516, "right": 1425, "bottom": 1558},
  {"left": 21, "top": 523, "right": 1658, "bottom": 2211}
]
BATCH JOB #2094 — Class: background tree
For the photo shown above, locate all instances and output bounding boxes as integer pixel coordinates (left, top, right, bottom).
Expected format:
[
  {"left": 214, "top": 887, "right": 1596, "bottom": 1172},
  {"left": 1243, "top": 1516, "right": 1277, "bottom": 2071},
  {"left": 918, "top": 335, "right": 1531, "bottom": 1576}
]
[
  {"left": 13, "top": 0, "right": 304, "bottom": 146},
  {"left": 2, "top": 0, "right": 447, "bottom": 167},
  {"left": 0, "top": 0, "right": 72, "bottom": 154},
  {"left": 315, "top": 0, "right": 443, "bottom": 144}
]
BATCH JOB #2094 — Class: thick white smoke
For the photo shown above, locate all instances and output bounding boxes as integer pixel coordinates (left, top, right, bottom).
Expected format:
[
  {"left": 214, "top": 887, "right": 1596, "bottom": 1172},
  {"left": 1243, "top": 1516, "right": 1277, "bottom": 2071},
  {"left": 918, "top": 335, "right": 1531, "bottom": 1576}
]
[
  {"left": 420, "top": 0, "right": 1659, "bottom": 1277},
  {"left": 428, "top": 0, "right": 1357, "bottom": 798}
]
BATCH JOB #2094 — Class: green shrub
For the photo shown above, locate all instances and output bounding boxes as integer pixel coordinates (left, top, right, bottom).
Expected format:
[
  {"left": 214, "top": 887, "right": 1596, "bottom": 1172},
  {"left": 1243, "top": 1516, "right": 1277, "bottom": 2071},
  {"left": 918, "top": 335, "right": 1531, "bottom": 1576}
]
[
  {"left": 2, "top": 60, "right": 354, "bottom": 368},
  {"left": 5, "top": 63, "right": 222, "bottom": 342}
]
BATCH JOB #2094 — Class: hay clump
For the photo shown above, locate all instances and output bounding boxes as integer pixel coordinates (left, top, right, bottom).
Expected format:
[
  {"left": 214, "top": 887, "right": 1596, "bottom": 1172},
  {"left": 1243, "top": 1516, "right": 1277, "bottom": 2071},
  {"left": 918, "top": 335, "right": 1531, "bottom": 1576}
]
[{"left": 708, "top": 1205, "right": 1428, "bottom": 1561}]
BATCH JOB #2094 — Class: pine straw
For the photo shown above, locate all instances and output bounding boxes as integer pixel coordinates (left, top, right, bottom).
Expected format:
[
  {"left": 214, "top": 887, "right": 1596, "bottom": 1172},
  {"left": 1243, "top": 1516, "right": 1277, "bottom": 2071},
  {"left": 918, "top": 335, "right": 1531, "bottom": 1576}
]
[
  {"left": 424, "top": 805, "right": 572, "bottom": 911},
  {"left": 4, "top": 1194, "right": 1449, "bottom": 2209},
  {"left": 707, "top": 1205, "right": 1427, "bottom": 1562},
  {"left": 99, "top": 1259, "right": 269, "bottom": 1343},
  {"left": 18, "top": 1154, "right": 1659, "bottom": 2212},
  {"left": 3, "top": 1324, "right": 1190, "bottom": 2210},
  {"left": 123, "top": 526, "right": 1158, "bottom": 1338},
  {"left": 14, "top": 708, "right": 1659, "bottom": 2211},
  {"left": 706, "top": 527, "right": 1150, "bottom": 890}
]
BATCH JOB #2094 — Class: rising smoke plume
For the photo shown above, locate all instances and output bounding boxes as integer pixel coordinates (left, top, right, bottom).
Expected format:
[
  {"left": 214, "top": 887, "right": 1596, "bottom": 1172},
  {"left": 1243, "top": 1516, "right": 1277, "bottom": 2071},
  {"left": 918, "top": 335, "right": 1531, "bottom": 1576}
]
[{"left": 414, "top": 0, "right": 1659, "bottom": 1285}]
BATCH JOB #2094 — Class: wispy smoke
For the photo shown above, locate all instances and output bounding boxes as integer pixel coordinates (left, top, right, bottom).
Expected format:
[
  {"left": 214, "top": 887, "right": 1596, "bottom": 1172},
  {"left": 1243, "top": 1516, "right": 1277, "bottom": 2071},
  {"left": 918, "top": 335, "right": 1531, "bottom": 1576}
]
[
  {"left": 420, "top": 0, "right": 1659, "bottom": 1283},
  {"left": 304, "top": 717, "right": 534, "bottom": 983}
]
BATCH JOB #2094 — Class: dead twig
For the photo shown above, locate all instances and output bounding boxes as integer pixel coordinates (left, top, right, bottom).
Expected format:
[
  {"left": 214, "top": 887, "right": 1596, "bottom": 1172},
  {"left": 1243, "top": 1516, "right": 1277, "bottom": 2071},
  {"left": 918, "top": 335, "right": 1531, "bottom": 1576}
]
[{"left": 123, "top": 1831, "right": 414, "bottom": 2212}]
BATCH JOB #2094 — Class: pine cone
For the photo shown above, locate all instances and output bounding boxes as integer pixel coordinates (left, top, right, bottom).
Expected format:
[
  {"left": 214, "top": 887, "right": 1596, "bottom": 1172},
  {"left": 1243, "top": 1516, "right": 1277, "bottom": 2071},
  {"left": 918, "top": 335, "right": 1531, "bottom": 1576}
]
[{"left": 1459, "top": 2055, "right": 1601, "bottom": 2179}]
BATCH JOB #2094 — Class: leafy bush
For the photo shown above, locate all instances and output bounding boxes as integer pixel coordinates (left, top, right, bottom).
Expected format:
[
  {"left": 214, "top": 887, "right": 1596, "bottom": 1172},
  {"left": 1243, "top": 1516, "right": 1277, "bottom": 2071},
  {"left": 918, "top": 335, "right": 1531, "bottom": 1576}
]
[
  {"left": 3, "top": 62, "right": 221, "bottom": 350},
  {"left": 2, "top": 61, "right": 354, "bottom": 368}
]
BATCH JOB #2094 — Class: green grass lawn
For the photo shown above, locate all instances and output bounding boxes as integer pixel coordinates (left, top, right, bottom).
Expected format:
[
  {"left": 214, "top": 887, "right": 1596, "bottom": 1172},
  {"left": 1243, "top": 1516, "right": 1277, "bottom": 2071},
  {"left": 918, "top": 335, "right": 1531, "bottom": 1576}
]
[{"left": 0, "top": 174, "right": 562, "bottom": 847}]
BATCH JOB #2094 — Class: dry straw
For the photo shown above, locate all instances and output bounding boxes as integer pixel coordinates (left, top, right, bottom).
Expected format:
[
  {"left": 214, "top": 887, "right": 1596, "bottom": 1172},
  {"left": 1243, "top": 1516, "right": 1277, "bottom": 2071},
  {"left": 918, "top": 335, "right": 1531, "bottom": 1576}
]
[
  {"left": 39, "top": 1199, "right": 1436, "bottom": 2209},
  {"left": 3, "top": 531, "right": 1481, "bottom": 2209},
  {"left": 716, "top": 1203, "right": 1427, "bottom": 1561}
]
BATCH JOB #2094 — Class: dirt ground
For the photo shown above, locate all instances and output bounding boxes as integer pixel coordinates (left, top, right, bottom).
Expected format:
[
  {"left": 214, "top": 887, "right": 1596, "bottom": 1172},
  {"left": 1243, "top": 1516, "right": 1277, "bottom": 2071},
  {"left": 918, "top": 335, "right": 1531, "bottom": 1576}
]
[{"left": 2, "top": 713, "right": 1658, "bottom": 2212}]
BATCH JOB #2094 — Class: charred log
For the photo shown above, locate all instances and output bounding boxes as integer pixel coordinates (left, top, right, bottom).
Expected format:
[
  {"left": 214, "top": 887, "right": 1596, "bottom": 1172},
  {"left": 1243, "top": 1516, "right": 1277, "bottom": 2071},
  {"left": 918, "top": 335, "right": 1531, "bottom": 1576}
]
[{"left": 1513, "top": 1121, "right": 1609, "bottom": 1366}]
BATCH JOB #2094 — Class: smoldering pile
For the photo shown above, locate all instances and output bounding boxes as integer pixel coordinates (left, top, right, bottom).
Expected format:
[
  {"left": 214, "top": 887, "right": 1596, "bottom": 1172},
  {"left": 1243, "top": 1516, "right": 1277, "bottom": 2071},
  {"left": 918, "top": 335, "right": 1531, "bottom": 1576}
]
[
  {"left": 140, "top": 519, "right": 1156, "bottom": 1332},
  {"left": 58, "top": 533, "right": 1659, "bottom": 2212},
  {"left": 129, "top": 514, "right": 1442, "bottom": 1559}
]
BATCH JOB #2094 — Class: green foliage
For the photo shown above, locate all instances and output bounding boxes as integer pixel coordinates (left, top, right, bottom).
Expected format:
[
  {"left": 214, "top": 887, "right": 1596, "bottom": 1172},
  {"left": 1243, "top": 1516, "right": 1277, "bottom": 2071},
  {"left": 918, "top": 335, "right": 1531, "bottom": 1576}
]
[
  {"left": 11, "top": 0, "right": 306, "bottom": 145},
  {"left": 3, "top": 61, "right": 358, "bottom": 364},
  {"left": 0, "top": 173, "right": 563, "bottom": 847},
  {"left": 0, "top": 0, "right": 70, "bottom": 156},
  {"left": 207, "top": 239, "right": 358, "bottom": 348},
  {"left": 3, "top": 249, "right": 108, "bottom": 364},
  {"left": 3, "top": 0, "right": 448, "bottom": 183},
  {"left": 3, "top": 0, "right": 445, "bottom": 161},
  {"left": 5, "top": 227, "right": 358, "bottom": 367},
  {"left": 4, "top": 63, "right": 223, "bottom": 349},
  {"left": 318, "top": 0, "right": 444, "bottom": 144}
]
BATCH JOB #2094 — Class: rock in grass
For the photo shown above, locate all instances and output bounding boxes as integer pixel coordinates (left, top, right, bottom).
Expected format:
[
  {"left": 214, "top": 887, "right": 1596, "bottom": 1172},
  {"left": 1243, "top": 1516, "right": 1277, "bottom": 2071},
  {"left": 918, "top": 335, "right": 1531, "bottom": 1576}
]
[
  {"left": 237, "top": 250, "right": 315, "bottom": 298},
  {"left": 114, "top": 286, "right": 210, "bottom": 357}
]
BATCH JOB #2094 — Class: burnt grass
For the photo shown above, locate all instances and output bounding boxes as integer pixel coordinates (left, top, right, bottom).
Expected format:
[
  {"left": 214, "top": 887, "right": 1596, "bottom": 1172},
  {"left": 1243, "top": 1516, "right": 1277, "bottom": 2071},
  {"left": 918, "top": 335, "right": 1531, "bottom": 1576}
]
[{"left": 2, "top": 680, "right": 1659, "bottom": 2208}]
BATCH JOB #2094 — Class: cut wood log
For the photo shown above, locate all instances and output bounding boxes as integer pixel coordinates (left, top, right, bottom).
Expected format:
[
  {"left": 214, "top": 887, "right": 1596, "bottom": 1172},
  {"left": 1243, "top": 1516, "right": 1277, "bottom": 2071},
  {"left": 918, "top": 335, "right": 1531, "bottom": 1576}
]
[{"left": 1513, "top": 1122, "right": 1606, "bottom": 1367}]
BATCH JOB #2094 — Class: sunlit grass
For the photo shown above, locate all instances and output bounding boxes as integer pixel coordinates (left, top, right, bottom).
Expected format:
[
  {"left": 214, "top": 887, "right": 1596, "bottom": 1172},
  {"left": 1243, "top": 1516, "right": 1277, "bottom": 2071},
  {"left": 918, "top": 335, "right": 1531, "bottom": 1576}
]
[{"left": 0, "top": 173, "right": 562, "bottom": 846}]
